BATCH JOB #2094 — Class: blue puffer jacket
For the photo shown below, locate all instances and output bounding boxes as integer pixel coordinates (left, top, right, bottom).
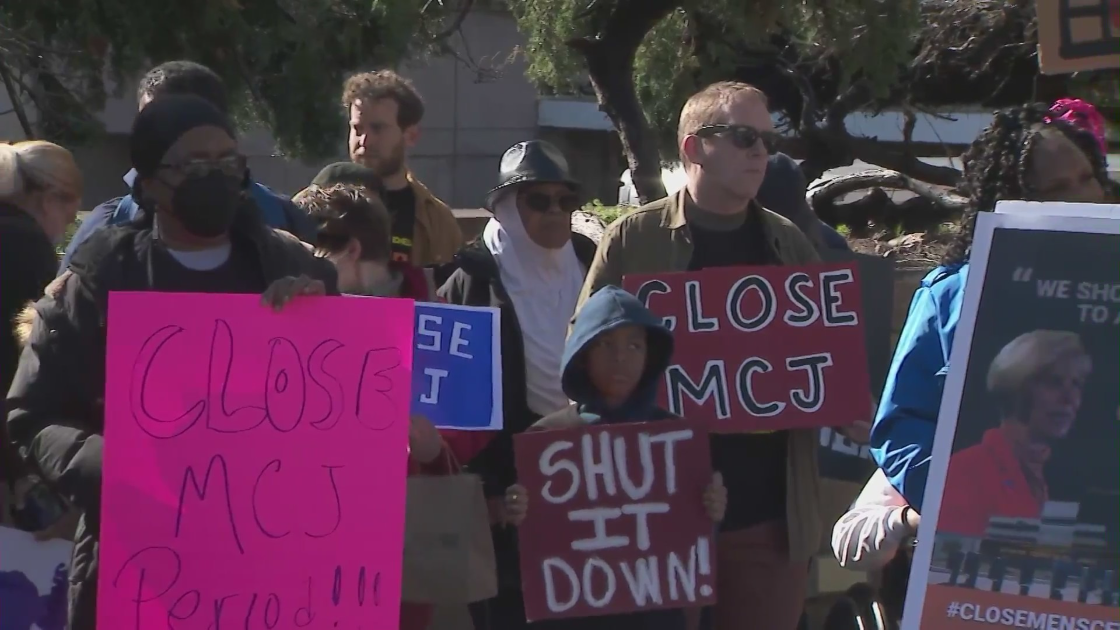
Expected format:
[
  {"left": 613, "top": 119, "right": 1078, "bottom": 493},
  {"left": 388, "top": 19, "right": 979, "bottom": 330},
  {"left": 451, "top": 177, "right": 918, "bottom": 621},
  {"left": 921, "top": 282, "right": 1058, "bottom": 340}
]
[{"left": 869, "top": 263, "right": 969, "bottom": 511}]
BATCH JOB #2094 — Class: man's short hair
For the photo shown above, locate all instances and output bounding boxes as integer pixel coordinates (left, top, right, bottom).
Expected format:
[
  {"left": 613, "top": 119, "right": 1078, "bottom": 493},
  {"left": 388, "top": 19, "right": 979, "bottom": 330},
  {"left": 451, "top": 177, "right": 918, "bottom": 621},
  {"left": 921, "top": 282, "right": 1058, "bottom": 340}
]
[
  {"left": 341, "top": 70, "right": 425, "bottom": 129},
  {"left": 295, "top": 184, "right": 392, "bottom": 263},
  {"left": 137, "top": 61, "right": 229, "bottom": 113},
  {"left": 677, "top": 81, "right": 769, "bottom": 156}
]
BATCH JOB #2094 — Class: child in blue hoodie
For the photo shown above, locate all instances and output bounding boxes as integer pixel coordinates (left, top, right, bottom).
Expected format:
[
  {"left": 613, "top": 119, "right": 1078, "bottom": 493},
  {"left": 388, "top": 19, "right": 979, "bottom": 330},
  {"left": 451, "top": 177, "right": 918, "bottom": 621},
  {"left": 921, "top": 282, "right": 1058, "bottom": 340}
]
[{"left": 503, "top": 285, "right": 726, "bottom": 630}]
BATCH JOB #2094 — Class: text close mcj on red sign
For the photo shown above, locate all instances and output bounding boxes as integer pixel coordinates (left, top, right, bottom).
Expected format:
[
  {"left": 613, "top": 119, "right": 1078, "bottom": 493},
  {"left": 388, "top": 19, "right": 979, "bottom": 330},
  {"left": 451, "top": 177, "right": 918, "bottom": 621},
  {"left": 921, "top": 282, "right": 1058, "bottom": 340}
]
[{"left": 623, "top": 262, "right": 871, "bottom": 432}]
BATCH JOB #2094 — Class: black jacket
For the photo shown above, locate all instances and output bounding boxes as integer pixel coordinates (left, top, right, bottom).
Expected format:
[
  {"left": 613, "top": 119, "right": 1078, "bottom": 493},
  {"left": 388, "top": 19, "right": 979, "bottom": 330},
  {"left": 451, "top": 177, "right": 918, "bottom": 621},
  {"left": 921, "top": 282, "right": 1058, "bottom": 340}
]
[
  {"left": 437, "top": 233, "right": 596, "bottom": 591},
  {"left": 5, "top": 207, "right": 337, "bottom": 630},
  {"left": 0, "top": 202, "right": 58, "bottom": 484},
  {"left": 437, "top": 233, "right": 596, "bottom": 494}
]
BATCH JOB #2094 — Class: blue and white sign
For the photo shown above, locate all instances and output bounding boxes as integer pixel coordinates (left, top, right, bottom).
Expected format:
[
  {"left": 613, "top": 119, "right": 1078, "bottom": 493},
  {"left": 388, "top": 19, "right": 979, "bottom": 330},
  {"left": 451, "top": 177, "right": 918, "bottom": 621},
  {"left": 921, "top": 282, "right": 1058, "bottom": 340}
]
[{"left": 412, "top": 303, "right": 502, "bottom": 431}]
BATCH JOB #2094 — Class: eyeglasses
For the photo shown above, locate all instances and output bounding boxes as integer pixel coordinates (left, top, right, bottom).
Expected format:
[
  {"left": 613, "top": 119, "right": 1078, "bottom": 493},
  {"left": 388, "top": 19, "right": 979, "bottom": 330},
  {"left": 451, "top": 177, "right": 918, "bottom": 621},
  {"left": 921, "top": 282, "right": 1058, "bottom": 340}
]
[
  {"left": 159, "top": 154, "right": 248, "bottom": 179},
  {"left": 522, "top": 191, "right": 581, "bottom": 214},
  {"left": 694, "top": 125, "right": 781, "bottom": 154}
]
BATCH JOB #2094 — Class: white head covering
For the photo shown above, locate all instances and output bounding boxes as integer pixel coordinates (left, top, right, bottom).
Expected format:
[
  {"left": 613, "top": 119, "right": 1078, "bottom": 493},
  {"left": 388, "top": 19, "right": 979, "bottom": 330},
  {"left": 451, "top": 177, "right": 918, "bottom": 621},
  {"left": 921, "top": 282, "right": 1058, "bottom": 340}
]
[{"left": 483, "top": 189, "right": 583, "bottom": 416}]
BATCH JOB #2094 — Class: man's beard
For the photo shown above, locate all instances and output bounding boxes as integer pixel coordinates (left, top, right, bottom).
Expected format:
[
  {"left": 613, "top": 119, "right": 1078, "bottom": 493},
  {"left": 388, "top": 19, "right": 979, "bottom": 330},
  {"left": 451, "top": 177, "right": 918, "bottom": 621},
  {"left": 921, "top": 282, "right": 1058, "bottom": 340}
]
[{"left": 369, "top": 141, "right": 405, "bottom": 179}]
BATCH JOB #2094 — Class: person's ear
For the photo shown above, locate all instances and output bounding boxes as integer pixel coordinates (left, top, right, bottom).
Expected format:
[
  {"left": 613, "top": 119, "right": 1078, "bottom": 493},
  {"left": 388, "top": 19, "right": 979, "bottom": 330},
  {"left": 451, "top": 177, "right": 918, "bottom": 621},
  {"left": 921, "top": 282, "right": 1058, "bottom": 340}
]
[
  {"left": 345, "top": 237, "right": 363, "bottom": 262},
  {"left": 402, "top": 124, "right": 420, "bottom": 149},
  {"left": 681, "top": 134, "right": 705, "bottom": 166}
]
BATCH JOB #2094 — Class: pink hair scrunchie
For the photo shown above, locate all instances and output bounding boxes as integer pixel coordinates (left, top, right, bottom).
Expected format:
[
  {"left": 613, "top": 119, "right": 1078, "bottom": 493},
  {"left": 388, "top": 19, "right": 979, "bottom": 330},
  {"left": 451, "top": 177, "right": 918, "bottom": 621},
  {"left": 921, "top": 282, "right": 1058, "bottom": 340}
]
[{"left": 1047, "top": 98, "right": 1108, "bottom": 156}]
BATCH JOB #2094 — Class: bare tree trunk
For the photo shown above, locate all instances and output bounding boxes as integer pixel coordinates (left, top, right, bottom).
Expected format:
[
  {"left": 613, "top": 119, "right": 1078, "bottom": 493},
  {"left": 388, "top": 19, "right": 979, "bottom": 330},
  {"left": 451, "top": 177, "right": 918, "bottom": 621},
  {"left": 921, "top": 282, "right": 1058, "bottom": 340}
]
[
  {"left": 574, "top": 40, "right": 667, "bottom": 203},
  {"left": 567, "top": 0, "right": 677, "bottom": 205},
  {"left": 0, "top": 61, "right": 35, "bottom": 139}
]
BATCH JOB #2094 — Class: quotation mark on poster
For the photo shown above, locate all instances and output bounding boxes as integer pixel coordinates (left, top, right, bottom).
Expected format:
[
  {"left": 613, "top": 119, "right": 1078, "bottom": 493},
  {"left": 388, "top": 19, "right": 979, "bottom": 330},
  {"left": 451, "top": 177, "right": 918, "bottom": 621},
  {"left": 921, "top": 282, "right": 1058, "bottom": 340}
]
[{"left": 1012, "top": 267, "right": 1034, "bottom": 282}]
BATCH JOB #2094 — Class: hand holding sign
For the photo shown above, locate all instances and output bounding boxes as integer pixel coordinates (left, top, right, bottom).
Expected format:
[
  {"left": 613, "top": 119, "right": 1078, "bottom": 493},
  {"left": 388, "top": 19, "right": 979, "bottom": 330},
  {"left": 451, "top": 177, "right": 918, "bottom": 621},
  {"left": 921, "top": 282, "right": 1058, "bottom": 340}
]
[
  {"left": 260, "top": 274, "right": 327, "bottom": 311},
  {"left": 702, "top": 472, "right": 727, "bottom": 523},
  {"left": 504, "top": 484, "right": 530, "bottom": 527},
  {"left": 409, "top": 414, "right": 442, "bottom": 464}
]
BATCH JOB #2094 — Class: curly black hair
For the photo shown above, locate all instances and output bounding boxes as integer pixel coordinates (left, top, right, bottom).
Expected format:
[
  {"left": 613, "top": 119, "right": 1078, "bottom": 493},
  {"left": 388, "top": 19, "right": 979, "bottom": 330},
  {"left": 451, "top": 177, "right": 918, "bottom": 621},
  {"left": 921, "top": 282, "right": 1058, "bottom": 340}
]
[{"left": 944, "top": 103, "right": 1111, "bottom": 265}]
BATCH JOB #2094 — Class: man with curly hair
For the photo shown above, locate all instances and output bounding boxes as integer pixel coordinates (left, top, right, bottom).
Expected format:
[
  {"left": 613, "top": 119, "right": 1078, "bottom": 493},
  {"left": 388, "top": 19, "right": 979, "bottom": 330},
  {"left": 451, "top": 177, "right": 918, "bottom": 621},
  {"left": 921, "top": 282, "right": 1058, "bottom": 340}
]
[{"left": 341, "top": 70, "right": 462, "bottom": 267}]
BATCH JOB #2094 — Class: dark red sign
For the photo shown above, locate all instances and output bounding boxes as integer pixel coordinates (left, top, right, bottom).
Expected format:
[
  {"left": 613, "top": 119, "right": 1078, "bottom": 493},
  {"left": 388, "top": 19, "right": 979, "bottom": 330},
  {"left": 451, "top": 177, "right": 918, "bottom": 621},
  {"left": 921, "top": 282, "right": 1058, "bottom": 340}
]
[
  {"left": 514, "top": 421, "right": 715, "bottom": 621},
  {"left": 622, "top": 263, "right": 870, "bottom": 432}
]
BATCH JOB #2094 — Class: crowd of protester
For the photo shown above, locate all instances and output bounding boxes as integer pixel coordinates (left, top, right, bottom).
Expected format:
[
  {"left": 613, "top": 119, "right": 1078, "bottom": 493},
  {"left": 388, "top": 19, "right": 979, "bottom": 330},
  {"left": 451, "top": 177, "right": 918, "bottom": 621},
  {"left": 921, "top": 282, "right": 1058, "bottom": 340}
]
[{"left": 0, "top": 57, "right": 1114, "bottom": 630}]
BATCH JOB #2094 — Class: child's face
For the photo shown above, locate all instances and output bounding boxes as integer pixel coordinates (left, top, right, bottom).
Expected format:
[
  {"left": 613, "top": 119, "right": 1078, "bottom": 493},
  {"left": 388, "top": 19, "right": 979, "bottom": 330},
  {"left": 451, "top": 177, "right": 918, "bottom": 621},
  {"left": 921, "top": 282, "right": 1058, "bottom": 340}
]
[{"left": 585, "top": 324, "right": 648, "bottom": 406}]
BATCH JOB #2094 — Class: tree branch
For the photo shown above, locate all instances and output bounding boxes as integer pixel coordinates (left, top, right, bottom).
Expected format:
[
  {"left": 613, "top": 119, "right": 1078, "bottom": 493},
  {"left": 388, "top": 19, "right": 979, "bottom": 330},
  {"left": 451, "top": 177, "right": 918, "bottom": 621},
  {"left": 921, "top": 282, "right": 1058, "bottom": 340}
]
[
  {"left": 807, "top": 169, "right": 967, "bottom": 214},
  {"left": 846, "top": 136, "right": 962, "bottom": 187},
  {"left": 807, "top": 168, "right": 967, "bottom": 233},
  {"left": 422, "top": 0, "right": 475, "bottom": 43},
  {"left": 0, "top": 61, "right": 35, "bottom": 139}
]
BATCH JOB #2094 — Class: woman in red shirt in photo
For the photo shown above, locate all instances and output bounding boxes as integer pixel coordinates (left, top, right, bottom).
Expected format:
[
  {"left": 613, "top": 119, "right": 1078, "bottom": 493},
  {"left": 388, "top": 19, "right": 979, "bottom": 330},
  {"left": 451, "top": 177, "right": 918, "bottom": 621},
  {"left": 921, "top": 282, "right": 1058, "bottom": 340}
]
[{"left": 939, "top": 330, "right": 1092, "bottom": 537}]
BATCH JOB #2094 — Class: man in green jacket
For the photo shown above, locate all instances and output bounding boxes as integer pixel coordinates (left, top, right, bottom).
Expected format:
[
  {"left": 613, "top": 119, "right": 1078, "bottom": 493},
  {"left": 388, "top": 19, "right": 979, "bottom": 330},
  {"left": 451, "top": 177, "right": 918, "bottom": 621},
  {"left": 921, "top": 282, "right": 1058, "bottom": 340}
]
[{"left": 575, "top": 81, "right": 822, "bottom": 630}]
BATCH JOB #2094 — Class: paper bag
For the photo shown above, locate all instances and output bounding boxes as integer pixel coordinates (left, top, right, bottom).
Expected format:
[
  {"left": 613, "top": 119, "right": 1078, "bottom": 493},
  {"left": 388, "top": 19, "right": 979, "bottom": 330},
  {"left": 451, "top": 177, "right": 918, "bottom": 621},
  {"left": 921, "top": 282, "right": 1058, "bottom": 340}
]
[{"left": 401, "top": 472, "right": 498, "bottom": 604}]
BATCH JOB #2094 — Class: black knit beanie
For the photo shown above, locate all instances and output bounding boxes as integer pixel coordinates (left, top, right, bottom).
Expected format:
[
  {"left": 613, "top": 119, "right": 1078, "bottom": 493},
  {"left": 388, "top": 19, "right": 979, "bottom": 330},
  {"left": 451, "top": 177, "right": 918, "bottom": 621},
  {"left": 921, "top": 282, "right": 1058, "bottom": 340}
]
[{"left": 129, "top": 94, "right": 235, "bottom": 178}]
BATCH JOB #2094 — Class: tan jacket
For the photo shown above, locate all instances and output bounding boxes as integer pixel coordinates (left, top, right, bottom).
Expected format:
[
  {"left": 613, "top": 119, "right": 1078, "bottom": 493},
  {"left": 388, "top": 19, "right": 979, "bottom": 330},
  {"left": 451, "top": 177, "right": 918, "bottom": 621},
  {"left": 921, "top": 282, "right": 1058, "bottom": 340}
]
[
  {"left": 574, "top": 188, "right": 823, "bottom": 563},
  {"left": 407, "top": 173, "right": 463, "bottom": 267}
]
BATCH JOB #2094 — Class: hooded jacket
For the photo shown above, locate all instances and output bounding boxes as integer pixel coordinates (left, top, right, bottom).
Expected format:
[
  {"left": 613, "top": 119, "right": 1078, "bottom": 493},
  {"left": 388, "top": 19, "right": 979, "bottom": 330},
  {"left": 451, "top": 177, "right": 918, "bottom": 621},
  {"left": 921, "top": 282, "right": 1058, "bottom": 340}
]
[
  {"left": 524, "top": 287, "right": 687, "bottom": 630},
  {"left": 540, "top": 285, "right": 676, "bottom": 428}
]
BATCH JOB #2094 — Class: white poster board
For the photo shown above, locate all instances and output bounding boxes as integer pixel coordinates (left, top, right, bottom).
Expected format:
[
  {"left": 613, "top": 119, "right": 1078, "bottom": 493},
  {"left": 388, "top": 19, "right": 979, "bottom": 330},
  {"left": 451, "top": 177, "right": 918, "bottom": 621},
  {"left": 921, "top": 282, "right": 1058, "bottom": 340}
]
[
  {"left": 903, "top": 210, "right": 1120, "bottom": 629},
  {"left": 0, "top": 526, "right": 73, "bottom": 630},
  {"left": 996, "top": 200, "right": 1120, "bottom": 219}
]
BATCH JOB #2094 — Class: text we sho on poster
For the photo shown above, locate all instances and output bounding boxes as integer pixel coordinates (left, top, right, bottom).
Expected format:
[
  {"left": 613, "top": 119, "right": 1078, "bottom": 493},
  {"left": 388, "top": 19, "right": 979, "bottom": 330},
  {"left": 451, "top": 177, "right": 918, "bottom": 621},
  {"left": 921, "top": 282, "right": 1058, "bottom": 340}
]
[
  {"left": 514, "top": 421, "right": 715, "bottom": 621},
  {"left": 905, "top": 208, "right": 1120, "bottom": 630},
  {"left": 622, "top": 263, "right": 870, "bottom": 432},
  {"left": 97, "top": 293, "right": 414, "bottom": 630}
]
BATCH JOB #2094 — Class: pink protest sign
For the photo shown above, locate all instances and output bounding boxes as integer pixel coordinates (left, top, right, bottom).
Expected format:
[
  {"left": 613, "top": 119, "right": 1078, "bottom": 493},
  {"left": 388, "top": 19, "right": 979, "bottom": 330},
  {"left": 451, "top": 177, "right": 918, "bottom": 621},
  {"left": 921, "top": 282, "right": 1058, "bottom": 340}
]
[{"left": 97, "top": 292, "right": 414, "bottom": 630}]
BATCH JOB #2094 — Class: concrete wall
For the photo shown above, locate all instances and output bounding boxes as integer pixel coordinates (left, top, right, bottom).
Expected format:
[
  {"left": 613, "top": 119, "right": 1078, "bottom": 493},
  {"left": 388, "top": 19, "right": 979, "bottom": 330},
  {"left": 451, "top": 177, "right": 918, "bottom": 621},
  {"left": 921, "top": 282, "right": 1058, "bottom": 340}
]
[{"left": 0, "top": 9, "right": 586, "bottom": 211}]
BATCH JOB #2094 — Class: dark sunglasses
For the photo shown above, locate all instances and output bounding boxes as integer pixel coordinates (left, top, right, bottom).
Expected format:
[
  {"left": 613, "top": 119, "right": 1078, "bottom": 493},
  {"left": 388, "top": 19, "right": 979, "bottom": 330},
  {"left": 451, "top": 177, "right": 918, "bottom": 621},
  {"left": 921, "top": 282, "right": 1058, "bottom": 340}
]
[
  {"left": 694, "top": 125, "right": 781, "bottom": 154},
  {"left": 159, "top": 154, "right": 248, "bottom": 179},
  {"left": 522, "top": 190, "right": 581, "bottom": 214}
]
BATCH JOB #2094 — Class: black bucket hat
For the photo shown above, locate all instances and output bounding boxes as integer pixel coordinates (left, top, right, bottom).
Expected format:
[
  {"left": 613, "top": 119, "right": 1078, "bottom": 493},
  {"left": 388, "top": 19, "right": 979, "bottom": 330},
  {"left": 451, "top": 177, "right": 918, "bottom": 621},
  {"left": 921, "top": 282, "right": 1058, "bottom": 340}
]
[{"left": 485, "top": 140, "right": 579, "bottom": 209}]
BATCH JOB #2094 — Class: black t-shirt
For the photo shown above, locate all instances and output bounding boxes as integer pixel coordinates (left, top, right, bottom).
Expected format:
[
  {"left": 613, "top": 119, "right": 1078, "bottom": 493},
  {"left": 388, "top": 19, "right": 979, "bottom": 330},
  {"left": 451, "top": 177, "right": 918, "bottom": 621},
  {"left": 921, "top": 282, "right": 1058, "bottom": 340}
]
[
  {"left": 686, "top": 203, "right": 789, "bottom": 533},
  {"left": 151, "top": 238, "right": 267, "bottom": 295},
  {"left": 382, "top": 186, "right": 417, "bottom": 265}
]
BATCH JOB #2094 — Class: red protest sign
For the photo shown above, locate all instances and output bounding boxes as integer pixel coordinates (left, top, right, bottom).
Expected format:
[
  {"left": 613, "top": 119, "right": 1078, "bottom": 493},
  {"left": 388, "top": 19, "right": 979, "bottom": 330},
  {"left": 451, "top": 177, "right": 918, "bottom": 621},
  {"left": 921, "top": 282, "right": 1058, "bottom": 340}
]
[
  {"left": 514, "top": 421, "right": 715, "bottom": 621},
  {"left": 622, "top": 263, "right": 870, "bottom": 432}
]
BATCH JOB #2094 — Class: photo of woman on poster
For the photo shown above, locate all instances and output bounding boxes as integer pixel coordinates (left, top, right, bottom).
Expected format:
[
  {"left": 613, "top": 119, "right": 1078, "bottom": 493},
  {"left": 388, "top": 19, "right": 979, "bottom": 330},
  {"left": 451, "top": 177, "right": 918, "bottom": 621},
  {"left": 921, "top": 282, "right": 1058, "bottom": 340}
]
[{"left": 939, "top": 330, "right": 1093, "bottom": 537}]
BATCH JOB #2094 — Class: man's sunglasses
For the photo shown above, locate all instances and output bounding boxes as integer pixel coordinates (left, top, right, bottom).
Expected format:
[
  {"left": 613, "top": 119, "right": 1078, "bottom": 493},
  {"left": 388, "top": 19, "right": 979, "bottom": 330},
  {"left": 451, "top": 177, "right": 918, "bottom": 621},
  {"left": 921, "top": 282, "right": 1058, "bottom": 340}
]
[
  {"left": 694, "top": 125, "right": 781, "bottom": 154},
  {"left": 522, "top": 190, "right": 581, "bottom": 214}
]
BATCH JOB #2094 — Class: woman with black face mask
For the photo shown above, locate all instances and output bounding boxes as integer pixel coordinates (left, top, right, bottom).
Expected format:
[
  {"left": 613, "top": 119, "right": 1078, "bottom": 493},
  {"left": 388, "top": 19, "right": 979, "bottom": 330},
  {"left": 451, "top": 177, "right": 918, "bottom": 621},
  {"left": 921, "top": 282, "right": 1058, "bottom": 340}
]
[{"left": 5, "top": 94, "right": 338, "bottom": 630}]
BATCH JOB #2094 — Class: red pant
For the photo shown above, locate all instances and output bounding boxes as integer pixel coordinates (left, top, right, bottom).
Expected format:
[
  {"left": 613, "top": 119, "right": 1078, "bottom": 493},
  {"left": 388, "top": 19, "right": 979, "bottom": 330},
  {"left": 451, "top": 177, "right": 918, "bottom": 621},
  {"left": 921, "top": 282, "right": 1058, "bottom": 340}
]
[
  {"left": 686, "top": 520, "right": 808, "bottom": 630},
  {"left": 400, "top": 602, "right": 434, "bottom": 630}
]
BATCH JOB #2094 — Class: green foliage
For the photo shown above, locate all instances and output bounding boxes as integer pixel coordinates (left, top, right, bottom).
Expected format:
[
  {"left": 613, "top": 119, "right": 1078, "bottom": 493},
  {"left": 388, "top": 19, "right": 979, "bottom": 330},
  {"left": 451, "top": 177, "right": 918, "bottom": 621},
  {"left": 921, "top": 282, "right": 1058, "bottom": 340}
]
[
  {"left": 57, "top": 215, "right": 81, "bottom": 257},
  {"left": 581, "top": 199, "right": 628, "bottom": 226},
  {"left": 511, "top": 0, "right": 922, "bottom": 155},
  {"left": 1, "top": 0, "right": 455, "bottom": 157}
]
